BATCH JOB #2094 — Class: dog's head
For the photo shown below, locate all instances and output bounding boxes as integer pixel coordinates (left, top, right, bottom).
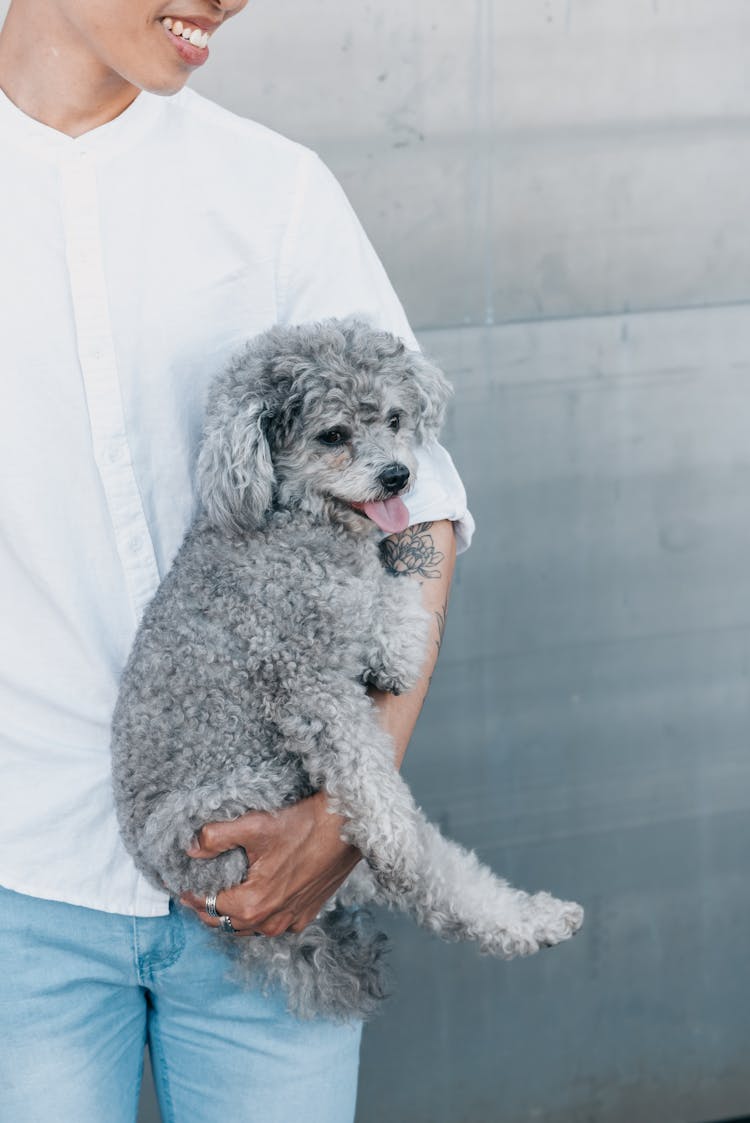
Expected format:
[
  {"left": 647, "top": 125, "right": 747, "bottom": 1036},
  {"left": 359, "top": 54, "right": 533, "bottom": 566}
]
[{"left": 196, "top": 318, "right": 451, "bottom": 537}]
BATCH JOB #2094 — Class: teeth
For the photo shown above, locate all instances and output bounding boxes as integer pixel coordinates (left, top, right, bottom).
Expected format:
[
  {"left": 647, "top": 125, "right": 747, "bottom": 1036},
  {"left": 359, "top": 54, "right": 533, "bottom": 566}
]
[{"left": 161, "top": 17, "right": 210, "bottom": 47}]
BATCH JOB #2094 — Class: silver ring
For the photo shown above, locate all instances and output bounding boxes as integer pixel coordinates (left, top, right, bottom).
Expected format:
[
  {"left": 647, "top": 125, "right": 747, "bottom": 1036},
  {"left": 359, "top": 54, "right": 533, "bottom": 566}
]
[
  {"left": 205, "top": 893, "right": 219, "bottom": 918},
  {"left": 219, "top": 914, "right": 236, "bottom": 934}
]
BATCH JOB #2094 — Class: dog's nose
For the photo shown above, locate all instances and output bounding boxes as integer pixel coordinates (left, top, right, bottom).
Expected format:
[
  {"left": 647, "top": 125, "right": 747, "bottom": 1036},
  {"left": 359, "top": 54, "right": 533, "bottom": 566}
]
[{"left": 378, "top": 463, "right": 410, "bottom": 494}]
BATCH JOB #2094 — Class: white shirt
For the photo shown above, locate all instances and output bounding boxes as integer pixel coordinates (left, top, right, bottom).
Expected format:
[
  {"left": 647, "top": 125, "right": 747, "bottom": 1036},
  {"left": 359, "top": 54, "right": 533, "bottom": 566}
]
[{"left": 0, "top": 85, "right": 474, "bottom": 916}]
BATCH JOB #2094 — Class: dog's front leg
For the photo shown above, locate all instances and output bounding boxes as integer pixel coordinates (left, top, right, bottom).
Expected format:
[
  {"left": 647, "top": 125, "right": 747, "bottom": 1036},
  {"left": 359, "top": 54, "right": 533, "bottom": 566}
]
[
  {"left": 285, "top": 688, "right": 427, "bottom": 895},
  {"left": 295, "top": 691, "right": 583, "bottom": 957},
  {"left": 360, "top": 571, "right": 431, "bottom": 696},
  {"left": 378, "top": 812, "right": 583, "bottom": 956},
  {"left": 336, "top": 804, "right": 583, "bottom": 958}
]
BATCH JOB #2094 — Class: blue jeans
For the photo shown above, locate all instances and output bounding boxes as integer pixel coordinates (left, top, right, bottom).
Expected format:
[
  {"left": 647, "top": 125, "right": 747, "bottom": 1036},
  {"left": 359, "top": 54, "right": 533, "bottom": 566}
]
[{"left": 0, "top": 885, "right": 362, "bottom": 1122}]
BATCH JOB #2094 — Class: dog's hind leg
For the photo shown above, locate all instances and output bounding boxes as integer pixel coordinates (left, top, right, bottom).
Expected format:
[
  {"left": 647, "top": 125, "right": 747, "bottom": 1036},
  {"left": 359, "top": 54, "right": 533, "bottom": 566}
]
[
  {"left": 131, "top": 761, "right": 297, "bottom": 898},
  {"left": 228, "top": 902, "right": 390, "bottom": 1021},
  {"left": 135, "top": 786, "right": 249, "bottom": 896}
]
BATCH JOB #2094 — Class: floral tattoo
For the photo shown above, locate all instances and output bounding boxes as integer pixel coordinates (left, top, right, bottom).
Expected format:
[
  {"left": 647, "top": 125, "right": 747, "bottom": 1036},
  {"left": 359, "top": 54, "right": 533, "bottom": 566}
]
[{"left": 379, "top": 522, "right": 445, "bottom": 580}]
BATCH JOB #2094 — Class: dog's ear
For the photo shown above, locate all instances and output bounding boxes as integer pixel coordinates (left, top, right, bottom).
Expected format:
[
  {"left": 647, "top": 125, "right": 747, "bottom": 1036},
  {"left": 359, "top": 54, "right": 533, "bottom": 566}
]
[
  {"left": 196, "top": 398, "right": 275, "bottom": 535},
  {"left": 409, "top": 351, "right": 453, "bottom": 443}
]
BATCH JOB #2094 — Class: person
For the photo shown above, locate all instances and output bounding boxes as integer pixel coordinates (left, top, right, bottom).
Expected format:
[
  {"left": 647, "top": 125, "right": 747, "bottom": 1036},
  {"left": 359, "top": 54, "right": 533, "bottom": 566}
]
[{"left": 0, "top": 1, "right": 474, "bottom": 1120}]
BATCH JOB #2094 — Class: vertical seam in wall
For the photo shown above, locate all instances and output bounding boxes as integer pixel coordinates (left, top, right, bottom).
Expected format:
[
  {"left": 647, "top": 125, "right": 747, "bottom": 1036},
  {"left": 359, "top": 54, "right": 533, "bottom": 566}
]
[
  {"left": 469, "top": 0, "right": 496, "bottom": 380},
  {"left": 483, "top": 0, "right": 496, "bottom": 326},
  {"left": 470, "top": 0, "right": 495, "bottom": 327}
]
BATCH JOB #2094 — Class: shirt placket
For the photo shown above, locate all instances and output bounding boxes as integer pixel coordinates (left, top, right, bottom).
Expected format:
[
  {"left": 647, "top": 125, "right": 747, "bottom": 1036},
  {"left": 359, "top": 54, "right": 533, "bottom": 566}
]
[{"left": 59, "top": 149, "right": 161, "bottom": 622}]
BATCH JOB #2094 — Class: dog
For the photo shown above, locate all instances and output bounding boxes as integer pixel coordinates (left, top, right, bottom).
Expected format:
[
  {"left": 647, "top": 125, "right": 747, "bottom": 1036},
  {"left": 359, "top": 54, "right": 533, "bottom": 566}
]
[{"left": 111, "top": 318, "right": 583, "bottom": 1020}]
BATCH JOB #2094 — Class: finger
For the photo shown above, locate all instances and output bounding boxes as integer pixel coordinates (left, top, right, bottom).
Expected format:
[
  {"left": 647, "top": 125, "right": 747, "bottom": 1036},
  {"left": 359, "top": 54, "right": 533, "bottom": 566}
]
[
  {"left": 178, "top": 896, "right": 263, "bottom": 937},
  {"left": 289, "top": 913, "right": 318, "bottom": 934},
  {"left": 180, "top": 886, "right": 270, "bottom": 930},
  {"left": 185, "top": 820, "right": 241, "bottom": 858},
  {"left": 181, "top": 896, "right": 297, "bottom": 938},
  {"left": 179, "top": 889, "right": 301, "bottom": 938},
  {"left": 253, "top": 911, "right": 295, "bottom": 938},
  {"left": 185, "top": 813, "right": 260, "bottom": 858},
  {"left": 179, "top": 889, "right": 241, "bottom": 917},
  {"left": 179, "top": 891, "right": 213, "bottom": 914},
  {"left": 197, "top": 913, "right": 263, "bottom": 938}
]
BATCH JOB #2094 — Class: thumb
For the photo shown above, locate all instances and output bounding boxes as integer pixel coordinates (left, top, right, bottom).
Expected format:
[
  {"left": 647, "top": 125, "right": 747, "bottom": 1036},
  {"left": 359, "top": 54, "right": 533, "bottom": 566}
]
[
  {"left": 186, "top": 814, "right": 256, "bottom": 858},
  {"left": 186, "top": 808, "right": 270, "bottom": 857}
]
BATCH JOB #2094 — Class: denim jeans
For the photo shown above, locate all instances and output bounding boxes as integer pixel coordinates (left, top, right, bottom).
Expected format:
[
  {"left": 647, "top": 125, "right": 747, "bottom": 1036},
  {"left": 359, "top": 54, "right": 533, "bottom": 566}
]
[{"left": 0, "top": 884, "right": 362, "bottom": 1122}]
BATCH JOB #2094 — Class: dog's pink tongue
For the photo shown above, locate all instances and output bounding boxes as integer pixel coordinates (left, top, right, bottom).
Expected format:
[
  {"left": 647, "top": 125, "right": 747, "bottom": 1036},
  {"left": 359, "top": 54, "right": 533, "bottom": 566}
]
[{"left": 356, "top": 496, "right": 410, "bottom": 533}]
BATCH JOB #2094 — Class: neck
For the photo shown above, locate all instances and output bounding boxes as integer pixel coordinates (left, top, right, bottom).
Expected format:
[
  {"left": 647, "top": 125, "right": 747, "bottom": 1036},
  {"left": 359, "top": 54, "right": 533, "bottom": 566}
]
[{"left": 0, "top": 1, "right": 138, "bottom": 137}]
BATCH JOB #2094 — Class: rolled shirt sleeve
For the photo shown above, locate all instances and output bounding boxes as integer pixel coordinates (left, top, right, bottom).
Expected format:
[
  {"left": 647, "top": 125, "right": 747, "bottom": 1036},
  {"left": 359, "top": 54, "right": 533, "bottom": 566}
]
[{"left": 277, "top": 150, "right": 474, "bottom": 552}]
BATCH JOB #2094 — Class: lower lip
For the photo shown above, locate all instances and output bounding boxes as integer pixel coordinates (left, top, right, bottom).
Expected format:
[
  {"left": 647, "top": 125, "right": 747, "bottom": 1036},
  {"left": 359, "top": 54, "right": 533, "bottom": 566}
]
[{"left": 161, "top": 22, "right": 210, "bottom": 67}]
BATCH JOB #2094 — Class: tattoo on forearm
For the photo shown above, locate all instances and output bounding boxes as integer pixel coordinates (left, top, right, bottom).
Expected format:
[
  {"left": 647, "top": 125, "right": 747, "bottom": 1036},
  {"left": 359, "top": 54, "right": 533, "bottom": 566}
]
[
  {"left": 425, "top": 603, "right": 448, "bottom": 694},
  {"left": 379, "top": 522, "right": 445, "bottom": 579},
  {"left": 434, "top": 605, "right": 447, "bottom": 655}
]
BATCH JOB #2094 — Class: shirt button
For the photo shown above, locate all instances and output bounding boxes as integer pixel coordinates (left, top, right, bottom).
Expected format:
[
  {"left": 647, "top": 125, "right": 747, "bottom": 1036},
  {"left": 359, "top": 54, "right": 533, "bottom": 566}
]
[
  {"left": 129, "top": 534, "right": 144, "bottom": 552},
  {"left": 107, "top": 444, "right": 122, "bottom": 464}
]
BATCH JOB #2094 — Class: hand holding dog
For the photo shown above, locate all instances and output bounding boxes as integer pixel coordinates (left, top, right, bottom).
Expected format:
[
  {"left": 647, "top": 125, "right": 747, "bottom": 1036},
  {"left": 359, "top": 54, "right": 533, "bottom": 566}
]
[
  {"left": 180, "top": 792, "right": 360, "bottom": 936},
  {"left": 111, "top": 323, "right": 582, "bottom": 1018}
]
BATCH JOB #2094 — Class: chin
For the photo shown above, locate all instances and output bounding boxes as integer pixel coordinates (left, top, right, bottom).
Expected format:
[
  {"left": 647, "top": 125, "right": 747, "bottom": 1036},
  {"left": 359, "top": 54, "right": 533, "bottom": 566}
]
[
  {"left": 117, "top": 50, "right": 193, "bottom": 97},
  {"left": 147, "top": 79, "right": 190, "bottom": 96},
  {"left": 136, "top": 69, "right": 192, "bottom": 96}
]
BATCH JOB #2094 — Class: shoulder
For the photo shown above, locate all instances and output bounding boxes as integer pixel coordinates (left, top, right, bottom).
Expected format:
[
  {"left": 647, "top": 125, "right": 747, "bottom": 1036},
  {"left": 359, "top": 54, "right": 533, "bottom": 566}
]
[
  {"left": 161, "top": 86, "right": 317, "bottom": 177},
  {"left": 151, "top": 88, "right": 335, "bottom": 224}
]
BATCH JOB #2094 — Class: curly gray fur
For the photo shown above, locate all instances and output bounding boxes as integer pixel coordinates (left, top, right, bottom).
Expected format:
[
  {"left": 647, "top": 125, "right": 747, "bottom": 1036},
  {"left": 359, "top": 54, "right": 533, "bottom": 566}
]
[{"left": 111, "top": 317, "right": 583, "bottom": 1021}]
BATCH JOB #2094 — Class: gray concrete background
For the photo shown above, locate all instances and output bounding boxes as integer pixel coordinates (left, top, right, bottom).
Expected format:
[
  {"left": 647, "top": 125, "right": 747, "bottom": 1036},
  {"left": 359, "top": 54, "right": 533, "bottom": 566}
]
[
  {"left": 195, "top": 0, "right": 750, "bottom": 329},
  {"left": 4, "top": 0, "right": 749, "bottom": 1119},
  {"left": 197, "top": 5, "right": 750, "bottom": 1120}
]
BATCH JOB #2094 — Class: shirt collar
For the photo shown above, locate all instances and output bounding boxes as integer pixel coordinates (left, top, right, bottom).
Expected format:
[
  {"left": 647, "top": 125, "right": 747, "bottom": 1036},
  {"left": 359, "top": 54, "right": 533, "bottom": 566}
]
[{"left": 0, "top": 84, "right": 170, "bottom": 162}]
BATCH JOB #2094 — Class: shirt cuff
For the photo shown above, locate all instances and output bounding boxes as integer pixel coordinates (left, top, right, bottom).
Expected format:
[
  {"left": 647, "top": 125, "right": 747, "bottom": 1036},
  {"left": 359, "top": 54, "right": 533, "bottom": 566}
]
[{"left": 404, "top": 441, "right": 475, "bottom": 554}]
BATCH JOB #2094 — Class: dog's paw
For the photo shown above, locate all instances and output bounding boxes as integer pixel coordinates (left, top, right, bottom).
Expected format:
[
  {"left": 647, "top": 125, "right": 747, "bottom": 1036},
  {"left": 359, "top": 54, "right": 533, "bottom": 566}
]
[
  {"left": 480, "top": 893, "right": 583, "bottom": 958},
  {"left": 525, "top": 892, "right": 584, "bottom": 949},
  {"left": 359, "top": 666, "right": 415, "bottom": 697}
]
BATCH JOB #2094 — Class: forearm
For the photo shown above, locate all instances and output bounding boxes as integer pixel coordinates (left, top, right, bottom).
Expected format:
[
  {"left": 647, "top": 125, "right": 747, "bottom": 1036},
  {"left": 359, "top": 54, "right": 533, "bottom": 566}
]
[
  {"left": 303, "top": 519, "right": 454, "bottom": 849},
  {"left": 309, "top": 519, "right": 455, "bottom": 849},
  {"left": 370, "top": 518, "right": 456, "bottom": 767}
]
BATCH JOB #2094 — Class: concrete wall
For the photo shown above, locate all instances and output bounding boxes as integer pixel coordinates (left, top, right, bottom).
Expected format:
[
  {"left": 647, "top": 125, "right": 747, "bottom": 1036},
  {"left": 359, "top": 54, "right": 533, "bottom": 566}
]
[
  {"left": 357, "top": 306, "right": 750, "bottom": 1123},
  {"left": 4, "top": 0, "right": 750, "bottom": 1119},
  {"left": 191, "top": 6, "right": 750, "bottom": 1118},
  {"left": 197, "top": 6, "right": 750, "bottom": 1117},
  {"left": 193, "top": 0, "right": 750, "bottom": 330}
]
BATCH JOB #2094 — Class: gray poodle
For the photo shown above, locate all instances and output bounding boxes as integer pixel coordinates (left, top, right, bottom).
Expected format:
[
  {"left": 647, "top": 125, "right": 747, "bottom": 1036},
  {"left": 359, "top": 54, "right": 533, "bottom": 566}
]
[{"left": 111, "top": 318, "right": 583, "bottom": 1020}]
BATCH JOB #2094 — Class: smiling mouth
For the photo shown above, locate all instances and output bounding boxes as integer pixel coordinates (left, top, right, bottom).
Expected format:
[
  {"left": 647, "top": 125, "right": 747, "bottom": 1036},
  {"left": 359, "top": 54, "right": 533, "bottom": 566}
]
[{"left": 160, "top": 16, "right": 211, "bottom": 49}]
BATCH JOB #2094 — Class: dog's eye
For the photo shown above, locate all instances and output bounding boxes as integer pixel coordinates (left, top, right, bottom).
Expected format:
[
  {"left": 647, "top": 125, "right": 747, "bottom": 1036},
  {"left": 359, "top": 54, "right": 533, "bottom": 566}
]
[
  {"left": 387, "top": 413, "right": 401, "bottom": 433},
  {"left": 317, "top": 428, "right": 350, "bottom": 447}
]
